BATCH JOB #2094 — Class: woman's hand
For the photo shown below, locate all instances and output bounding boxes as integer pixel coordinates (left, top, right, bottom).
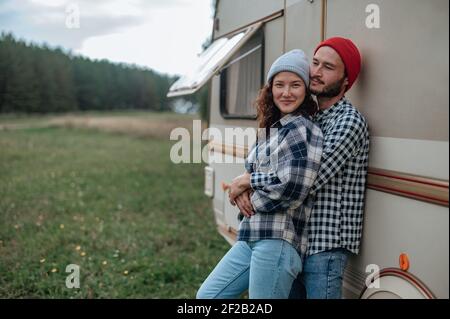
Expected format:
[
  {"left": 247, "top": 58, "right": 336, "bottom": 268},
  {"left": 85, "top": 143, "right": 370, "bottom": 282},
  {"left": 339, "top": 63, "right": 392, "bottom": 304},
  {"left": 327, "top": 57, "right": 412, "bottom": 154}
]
[
  {"left": 228, "top": 172, "right": 251, "bottom": 205},
  {"left": 235, "top": 190, "right": 255, "bottom": 218}
]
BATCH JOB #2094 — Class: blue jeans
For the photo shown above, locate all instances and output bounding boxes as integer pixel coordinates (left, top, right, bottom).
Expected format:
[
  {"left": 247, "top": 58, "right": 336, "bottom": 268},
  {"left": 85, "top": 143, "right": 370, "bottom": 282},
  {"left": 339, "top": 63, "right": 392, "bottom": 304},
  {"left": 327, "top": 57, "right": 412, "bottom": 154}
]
[
  {"left": 197, "top": 239, "right": 302, "bottom": 299},
  {"left": 289, "top": 248, "right": 350, "bottom": 299}
]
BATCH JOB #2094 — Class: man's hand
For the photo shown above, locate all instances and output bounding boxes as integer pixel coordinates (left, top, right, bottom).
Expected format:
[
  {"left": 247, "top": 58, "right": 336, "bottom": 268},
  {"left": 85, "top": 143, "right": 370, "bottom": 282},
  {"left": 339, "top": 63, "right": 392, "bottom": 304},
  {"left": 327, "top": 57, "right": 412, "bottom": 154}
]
[
  {"left": 235, "top": 190, "right": 255, "bottom": 218},
  {"left": 228, "top": 172, "right": 251, "bottom": 205}
]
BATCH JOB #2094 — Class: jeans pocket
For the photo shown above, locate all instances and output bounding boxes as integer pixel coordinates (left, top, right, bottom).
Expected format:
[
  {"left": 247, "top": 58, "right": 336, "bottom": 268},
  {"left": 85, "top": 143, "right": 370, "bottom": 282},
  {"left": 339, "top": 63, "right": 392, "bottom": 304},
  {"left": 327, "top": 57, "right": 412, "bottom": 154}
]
[
  {"left": 326, "top": 254, "right": 348, "bottom": 299},
  {"left": 329, "top": 255, "right": 343, "bottom": 277},
  {"left": 287, "top": 244, "right": 302, "bottom": 275}
]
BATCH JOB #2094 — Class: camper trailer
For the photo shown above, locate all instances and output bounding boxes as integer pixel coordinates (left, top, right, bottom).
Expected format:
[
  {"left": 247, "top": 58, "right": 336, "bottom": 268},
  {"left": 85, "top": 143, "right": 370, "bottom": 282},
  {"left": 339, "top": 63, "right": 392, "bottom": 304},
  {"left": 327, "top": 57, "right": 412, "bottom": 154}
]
[{"left": 168, "top": 0, "right": 449, "bottom": 299}]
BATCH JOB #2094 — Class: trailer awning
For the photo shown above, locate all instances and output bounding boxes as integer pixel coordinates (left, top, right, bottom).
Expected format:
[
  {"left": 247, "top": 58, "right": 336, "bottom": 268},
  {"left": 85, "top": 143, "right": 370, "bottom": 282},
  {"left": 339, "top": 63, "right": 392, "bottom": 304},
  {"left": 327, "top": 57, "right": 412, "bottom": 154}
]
[{"left": 167, "top": 22, "right": 262, "bottom": 98}]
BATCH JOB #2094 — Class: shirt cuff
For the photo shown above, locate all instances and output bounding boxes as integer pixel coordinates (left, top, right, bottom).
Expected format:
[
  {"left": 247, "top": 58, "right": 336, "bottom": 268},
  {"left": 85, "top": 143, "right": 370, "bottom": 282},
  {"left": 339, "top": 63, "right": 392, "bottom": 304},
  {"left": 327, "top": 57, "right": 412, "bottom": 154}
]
[{"left": 250, "top": 171, "right": 275, "bottom": 190}]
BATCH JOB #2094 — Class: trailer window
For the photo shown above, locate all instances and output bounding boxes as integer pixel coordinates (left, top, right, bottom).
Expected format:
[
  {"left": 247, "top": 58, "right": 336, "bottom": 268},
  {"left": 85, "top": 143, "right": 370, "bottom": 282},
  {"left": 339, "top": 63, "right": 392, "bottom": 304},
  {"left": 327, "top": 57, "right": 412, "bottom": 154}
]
[
  {"left": 167, "top": 22, "right": 262, "bottom": 98},
  {"left": 220, "top": 28, "right": 263, "bottom": 119}
]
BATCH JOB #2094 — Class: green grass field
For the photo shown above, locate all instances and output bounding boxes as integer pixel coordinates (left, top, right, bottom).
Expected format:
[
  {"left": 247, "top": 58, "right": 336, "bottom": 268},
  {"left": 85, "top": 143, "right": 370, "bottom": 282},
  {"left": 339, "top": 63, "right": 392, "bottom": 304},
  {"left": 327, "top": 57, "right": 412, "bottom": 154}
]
[{"left": 0, "top": 113, "right": 229, "bottom": 298}]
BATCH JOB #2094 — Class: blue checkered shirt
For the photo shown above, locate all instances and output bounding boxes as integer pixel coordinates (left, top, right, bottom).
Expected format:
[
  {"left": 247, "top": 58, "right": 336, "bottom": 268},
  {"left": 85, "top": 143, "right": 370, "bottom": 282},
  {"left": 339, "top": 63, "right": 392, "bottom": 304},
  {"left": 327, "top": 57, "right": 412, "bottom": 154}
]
[
  {"left": 238, "top": 114, "right": 323, "bottom": 258},
  {"left": 307, "top": 97, "right": 370, "bottom": 256}
]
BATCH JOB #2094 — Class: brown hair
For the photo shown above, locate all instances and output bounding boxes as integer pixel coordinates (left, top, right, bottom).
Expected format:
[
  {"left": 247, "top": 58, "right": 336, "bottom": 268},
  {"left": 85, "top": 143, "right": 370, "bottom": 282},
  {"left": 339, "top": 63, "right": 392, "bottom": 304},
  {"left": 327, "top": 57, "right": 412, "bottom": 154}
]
[{"left": 254, "top": 79, "right": 317, "bottom": 131}]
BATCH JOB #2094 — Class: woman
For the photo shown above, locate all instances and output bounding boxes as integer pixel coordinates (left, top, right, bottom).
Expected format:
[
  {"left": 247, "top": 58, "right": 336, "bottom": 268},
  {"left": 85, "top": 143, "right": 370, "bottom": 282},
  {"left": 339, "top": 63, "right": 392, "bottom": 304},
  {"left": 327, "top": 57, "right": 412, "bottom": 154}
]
[{"left": 196, "top": 49, "right": 323, "bottom": 299}]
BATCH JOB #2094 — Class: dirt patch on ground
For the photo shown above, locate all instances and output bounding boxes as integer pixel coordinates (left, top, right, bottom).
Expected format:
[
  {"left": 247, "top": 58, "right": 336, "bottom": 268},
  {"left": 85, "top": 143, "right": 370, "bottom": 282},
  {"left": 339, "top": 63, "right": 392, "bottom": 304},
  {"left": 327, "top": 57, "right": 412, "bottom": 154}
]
[{"left": 1, "top": 114, "right": 206, "bottom": 139}]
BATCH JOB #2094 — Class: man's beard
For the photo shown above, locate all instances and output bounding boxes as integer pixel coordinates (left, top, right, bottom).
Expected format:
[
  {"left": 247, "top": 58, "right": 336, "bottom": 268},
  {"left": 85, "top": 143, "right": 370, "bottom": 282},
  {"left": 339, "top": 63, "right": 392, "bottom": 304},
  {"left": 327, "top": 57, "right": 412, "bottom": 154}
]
[{"left": 310, "top": 76, "right": 346, "bottom": 98}]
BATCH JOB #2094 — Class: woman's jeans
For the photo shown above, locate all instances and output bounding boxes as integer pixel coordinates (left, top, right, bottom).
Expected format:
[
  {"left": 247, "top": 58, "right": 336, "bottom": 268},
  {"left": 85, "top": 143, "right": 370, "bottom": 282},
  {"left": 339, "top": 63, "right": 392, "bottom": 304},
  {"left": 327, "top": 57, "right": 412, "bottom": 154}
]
[
  {"left": 197, "top": 239, "right": 302, "bottom": 299},
  {"left": 289, "top": 248, "right": 350, "bottom": 299}
]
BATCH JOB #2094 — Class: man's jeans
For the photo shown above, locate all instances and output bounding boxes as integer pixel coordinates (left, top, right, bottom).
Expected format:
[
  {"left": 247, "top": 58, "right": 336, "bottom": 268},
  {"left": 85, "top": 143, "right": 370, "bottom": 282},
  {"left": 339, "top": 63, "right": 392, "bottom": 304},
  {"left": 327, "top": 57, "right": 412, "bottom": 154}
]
[
  {"left": 289, "top": 248, "right": 350, "bottom": 299},
  {"left": 197, "top": 239, "right": 302, "bottom": 299}
]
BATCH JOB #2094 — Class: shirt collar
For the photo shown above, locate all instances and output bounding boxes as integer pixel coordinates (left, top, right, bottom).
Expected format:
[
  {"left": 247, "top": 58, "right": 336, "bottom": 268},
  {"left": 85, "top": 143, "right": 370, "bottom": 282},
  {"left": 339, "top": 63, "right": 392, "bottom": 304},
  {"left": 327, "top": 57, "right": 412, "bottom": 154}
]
[
  {"left": 314, "top": 96, "right": 347, "bottom": 122},
  {"left": 275, "top": 113, "right": 298, "bottom": 127}
]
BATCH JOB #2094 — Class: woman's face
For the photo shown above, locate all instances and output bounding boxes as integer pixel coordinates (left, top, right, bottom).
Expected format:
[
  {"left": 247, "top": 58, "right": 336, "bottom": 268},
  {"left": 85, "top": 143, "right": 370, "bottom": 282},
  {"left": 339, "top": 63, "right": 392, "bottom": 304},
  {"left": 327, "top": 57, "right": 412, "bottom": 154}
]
[{"left": 272, "top": 72, "right": 306, "bottom": 116}]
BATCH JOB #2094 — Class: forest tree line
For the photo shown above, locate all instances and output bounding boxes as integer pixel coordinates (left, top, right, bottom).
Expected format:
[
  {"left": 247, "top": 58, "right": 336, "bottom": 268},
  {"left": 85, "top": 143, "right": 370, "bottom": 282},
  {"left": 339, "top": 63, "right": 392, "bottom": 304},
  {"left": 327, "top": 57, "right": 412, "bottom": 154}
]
[{"left": 0, "top": 32, "right": 208, "bottom": 116}]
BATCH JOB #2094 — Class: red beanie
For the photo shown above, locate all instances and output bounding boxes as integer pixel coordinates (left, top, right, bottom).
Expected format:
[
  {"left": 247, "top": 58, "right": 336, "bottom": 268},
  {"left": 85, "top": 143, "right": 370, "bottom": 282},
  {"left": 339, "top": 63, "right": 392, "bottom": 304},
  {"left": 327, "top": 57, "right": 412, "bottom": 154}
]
[{"left": 314, "top": 37, "right": 361, "bottom": 92}]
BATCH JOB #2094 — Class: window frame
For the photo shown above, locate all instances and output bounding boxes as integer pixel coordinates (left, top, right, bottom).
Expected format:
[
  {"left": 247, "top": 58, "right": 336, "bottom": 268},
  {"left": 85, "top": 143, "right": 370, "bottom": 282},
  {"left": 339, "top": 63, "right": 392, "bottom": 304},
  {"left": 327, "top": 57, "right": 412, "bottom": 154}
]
[
  {"left": 219, "top": 26, "right": 264, "bottom": 120},
  {"left": 167, "top": 22, "right": 263, "bottom": 98}
]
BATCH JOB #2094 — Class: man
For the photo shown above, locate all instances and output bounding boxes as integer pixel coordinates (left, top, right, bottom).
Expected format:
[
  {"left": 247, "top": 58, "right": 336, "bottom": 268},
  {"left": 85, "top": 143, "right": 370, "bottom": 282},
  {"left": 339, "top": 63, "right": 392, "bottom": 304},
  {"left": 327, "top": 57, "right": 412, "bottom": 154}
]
[{"left": 289, "top": 37, "right": 370, "bottom": 299}]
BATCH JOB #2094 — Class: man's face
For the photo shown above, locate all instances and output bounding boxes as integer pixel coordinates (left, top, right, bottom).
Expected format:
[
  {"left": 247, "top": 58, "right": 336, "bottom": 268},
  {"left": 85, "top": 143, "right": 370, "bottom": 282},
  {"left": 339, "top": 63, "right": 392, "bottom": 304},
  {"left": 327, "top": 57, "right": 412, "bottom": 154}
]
[{"left": 310, "top": 46, "right": 348, "bottom": 98}]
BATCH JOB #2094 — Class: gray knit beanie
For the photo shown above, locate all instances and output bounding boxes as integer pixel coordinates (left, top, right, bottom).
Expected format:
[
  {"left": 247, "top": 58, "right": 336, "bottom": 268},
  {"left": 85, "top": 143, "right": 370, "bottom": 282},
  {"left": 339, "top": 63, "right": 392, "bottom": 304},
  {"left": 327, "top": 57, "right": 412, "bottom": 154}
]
[{"left": 266, "top": 49, "right": 309, "bottom": 87}]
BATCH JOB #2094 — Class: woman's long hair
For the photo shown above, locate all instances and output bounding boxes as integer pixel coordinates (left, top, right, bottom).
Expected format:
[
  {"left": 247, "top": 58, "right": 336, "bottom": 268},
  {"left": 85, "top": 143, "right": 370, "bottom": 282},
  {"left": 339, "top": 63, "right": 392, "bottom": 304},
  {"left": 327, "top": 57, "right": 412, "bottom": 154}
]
[{"left": 254, "top": 79, "right": 317, "bottom": 132}]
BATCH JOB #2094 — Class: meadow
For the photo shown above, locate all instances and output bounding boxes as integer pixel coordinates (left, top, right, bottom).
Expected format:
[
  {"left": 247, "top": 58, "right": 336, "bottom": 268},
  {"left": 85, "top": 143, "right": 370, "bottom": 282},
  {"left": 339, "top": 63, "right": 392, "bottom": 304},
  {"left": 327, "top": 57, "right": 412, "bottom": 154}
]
[{"left": 0, "top": 112, "right": 229, "bottom": 298}]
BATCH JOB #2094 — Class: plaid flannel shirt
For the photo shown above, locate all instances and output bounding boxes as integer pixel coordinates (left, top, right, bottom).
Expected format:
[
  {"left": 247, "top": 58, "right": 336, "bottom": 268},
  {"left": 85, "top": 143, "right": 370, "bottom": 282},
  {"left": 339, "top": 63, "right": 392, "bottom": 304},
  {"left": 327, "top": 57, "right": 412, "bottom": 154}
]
[
  {"left": 307, "top": 97, "right": 370, "bottom": 256},
  {"left": 238, "top": 113, "right": 323, "bottom": 258}
]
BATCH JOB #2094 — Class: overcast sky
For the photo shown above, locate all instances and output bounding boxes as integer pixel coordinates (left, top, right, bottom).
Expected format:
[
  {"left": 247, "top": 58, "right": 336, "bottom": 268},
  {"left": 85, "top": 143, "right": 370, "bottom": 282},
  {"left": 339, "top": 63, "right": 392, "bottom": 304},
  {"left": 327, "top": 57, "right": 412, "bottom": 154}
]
[{"left": 0, "top": 0, "right": 214, "bottom": 76}]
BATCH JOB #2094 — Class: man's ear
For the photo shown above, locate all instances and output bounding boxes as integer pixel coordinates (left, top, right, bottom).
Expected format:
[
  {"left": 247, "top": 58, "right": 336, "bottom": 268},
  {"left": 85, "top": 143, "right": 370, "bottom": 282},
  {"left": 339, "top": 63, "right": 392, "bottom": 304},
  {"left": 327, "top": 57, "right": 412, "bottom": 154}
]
[
  {"left": 344, "top": 77, "right": 349, "bottom": 87},
  {"left": 342, "top": 76, "right": 349, "bottom": 91}
]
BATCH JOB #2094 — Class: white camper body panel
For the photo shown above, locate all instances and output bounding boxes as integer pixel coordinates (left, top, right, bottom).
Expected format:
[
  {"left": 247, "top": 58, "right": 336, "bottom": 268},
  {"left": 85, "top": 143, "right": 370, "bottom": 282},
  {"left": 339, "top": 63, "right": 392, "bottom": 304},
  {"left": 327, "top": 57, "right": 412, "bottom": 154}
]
[{"left": 203, "top": 0, "right": 449, "bottom": 298}]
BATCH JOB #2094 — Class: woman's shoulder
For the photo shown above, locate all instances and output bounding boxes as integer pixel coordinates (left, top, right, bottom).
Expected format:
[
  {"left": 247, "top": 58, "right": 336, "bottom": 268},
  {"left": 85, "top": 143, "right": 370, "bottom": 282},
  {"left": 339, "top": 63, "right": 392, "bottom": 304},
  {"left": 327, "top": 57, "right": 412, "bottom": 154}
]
[
  {"left": 284, "top": 115, "right": 323, "bottom": 144},
  {"left": 290, "top": 115, "right": 322, "bottom": 134}
]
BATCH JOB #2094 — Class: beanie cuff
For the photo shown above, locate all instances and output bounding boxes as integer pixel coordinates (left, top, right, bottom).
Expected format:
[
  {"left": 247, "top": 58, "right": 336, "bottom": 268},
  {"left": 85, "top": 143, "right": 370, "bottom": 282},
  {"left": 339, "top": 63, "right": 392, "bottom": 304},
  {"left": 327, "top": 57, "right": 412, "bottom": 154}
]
[{"left": 267, "top": 65, "right": 309, "bottom": 87}]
